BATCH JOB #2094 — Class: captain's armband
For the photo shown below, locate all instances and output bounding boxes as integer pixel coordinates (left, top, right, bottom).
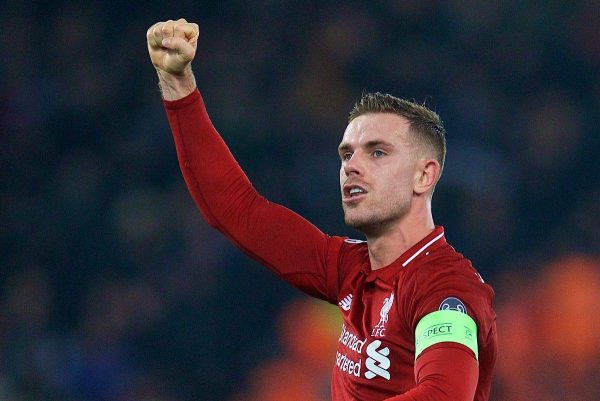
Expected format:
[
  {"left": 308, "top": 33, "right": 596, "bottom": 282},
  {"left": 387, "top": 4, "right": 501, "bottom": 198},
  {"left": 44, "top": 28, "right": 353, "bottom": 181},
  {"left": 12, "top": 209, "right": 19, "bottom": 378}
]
[{"left": 414, "top": 310, "right": 478, "bottom": 361}]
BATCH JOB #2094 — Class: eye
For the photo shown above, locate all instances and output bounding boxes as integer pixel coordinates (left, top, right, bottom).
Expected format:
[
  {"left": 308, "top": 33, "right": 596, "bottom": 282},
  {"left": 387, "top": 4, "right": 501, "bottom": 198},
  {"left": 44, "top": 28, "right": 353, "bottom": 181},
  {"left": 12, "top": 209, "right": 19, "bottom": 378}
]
[
  {"left": 342, "top": 152, "right": 352, "bottom": 161},
  {"left": 373, "top": 150, "right": 385, "bottom": 158}
]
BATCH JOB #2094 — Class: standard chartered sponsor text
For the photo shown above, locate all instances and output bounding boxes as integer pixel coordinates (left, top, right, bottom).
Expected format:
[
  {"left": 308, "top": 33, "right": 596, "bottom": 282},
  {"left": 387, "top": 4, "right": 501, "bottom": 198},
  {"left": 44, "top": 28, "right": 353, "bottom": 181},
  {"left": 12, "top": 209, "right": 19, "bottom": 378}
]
[
  {"left": 336, "top": 351, "right": 361, "bottom": 377},
  {"left": 338, "top": 323, "right": 366, "bottom": 353},
  {"left": 336, "top": 324, "right": 391, "bottom": 380},
  {"left": 336, "top": 324, "right": 365, "bottom": 377}
]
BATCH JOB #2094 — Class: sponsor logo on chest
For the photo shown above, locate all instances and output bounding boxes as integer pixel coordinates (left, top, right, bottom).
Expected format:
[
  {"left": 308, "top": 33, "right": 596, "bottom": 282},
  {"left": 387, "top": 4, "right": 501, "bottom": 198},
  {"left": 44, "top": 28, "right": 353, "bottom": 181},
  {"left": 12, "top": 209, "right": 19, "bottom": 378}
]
[
  {"left": 336, "top": 324, "right": 391, "bottom": 381},
  {"left": 334, "top": 291, "right": 396, "bottom": 380}
]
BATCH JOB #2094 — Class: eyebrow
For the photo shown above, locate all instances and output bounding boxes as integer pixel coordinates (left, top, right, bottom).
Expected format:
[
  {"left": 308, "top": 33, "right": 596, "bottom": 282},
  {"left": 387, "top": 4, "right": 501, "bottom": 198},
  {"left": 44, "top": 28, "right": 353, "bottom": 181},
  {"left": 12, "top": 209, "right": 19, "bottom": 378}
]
[{"left": 338, "top": 139, "right": 395, "bottom": 154}]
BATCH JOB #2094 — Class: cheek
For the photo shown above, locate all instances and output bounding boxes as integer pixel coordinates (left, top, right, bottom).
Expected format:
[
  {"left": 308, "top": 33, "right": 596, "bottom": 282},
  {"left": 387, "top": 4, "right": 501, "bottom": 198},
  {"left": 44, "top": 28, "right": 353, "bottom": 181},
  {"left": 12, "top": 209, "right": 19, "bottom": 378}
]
[{"left": 384, "top": 170, "right": 414, "bottom": 196}]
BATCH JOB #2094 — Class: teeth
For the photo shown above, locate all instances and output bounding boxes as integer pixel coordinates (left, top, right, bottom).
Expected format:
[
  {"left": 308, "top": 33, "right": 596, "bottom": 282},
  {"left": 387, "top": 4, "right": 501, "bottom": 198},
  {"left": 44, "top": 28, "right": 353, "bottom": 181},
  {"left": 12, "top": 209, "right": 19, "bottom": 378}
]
[{"left": 349, "top": 188, "right": 364, "bottom": 195}]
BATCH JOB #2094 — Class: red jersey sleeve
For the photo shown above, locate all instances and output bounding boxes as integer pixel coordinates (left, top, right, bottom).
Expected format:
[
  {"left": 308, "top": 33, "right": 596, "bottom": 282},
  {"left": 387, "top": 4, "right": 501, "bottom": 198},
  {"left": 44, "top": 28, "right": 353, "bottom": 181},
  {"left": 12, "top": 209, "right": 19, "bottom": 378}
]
[
  {"left": 406, "top": 257, "right": 496, "bottom": 357},
  {"left": 383, "top": 343, "right": 479, "bottom": 401},
  {"left": 401, "top": 247, "right": 497, "bottom": 401},
  {"left": 163, "top": 89, "right": 345, "bottom": 303}
]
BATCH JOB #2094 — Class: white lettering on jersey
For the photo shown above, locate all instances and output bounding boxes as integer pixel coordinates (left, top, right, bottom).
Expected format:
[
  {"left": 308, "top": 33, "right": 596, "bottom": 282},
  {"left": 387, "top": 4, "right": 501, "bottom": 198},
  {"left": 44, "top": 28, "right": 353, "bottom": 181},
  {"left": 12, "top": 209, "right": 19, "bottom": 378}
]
[
  {"left": 335, "top": 325, "right": 392, "bottom": 380},
  {"left": 335, "top": 351, "right": 361, "bottom": 377},
  {"left": 338, "top": 324, "right": 366, "bottom": 353},
  {"left": 365, "top": 340, "right": 391, "bottom": 380}
]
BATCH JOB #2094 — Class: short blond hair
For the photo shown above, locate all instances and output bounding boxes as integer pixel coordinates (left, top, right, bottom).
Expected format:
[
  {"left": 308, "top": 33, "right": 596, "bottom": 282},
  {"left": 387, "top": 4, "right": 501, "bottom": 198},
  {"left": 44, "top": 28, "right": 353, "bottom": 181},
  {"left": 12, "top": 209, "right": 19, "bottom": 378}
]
[{"left": 349, "top": 92, "right": 446, "bottom": 173}]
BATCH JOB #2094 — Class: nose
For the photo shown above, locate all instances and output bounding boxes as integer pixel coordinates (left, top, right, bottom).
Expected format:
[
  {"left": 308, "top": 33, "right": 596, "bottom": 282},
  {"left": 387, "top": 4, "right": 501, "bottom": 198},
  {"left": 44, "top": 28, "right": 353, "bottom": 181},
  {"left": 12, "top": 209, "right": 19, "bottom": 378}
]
[{"left": 343, "top": 153, "right": 363, "bottom": 177}]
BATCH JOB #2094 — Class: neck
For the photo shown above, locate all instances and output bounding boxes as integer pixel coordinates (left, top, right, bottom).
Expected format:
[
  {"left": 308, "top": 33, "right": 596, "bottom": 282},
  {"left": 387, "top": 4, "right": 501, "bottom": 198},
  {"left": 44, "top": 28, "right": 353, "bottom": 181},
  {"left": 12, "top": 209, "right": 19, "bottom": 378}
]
[{"left": 366, "top": 202, "right": 435, "bottom": 270}]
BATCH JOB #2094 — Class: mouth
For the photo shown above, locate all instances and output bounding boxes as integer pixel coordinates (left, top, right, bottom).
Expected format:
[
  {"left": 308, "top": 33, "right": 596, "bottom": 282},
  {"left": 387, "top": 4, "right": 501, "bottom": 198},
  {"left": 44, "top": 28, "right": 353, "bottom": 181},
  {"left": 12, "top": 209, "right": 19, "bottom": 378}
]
[{"left": 342, "top": 184, "right": 368, "bottom": 203}]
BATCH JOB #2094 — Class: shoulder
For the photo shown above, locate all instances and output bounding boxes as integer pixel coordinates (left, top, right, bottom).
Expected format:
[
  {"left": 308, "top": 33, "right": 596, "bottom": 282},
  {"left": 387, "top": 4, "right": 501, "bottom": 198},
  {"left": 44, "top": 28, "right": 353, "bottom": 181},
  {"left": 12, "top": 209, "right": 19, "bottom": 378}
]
[
  {"left": 323, "top": 236, "right": 369, "bottom": 297},
  {"left": 402, "top": 243, "right": 496, "bottom": 340},
  {"left": 410, "top": 242, "right": 491, "bottom": 293},
  {"left": 336, "top": 237, "right": 369, "bottom": 262},
  {"left": 337, "top": 237, "right": 369, "bottom": 276}
]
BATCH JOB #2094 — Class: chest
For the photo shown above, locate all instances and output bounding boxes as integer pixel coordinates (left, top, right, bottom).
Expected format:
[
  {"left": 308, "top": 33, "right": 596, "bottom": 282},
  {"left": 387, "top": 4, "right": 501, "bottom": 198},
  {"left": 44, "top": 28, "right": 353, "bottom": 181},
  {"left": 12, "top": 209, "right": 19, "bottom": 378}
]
[
  {"left": 339, "top": 276, "right": 405, "bottom": 344},
  {"left": 333, "top": 273, "right": 416, "bottom": 392}
]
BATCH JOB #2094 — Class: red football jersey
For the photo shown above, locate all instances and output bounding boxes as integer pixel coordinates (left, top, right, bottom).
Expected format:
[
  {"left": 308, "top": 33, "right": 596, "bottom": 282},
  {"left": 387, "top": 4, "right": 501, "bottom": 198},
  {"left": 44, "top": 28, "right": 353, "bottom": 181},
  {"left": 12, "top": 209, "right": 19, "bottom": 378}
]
[
  {"left": 329, "top": 228, "right": 497, "bottom": 400},
  {"left": 164, "top": 89, "right": 497, "bottom": 400}
]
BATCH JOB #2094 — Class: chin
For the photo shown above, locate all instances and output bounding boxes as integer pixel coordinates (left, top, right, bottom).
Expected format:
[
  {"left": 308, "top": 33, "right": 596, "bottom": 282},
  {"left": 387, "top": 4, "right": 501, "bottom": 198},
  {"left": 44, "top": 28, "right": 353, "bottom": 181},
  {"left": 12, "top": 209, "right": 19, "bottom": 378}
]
[
  {"left": 345, "top": 219, "right": 383, "bottom": 237},
  {"left": 344, "top": 213, "right": 375, "bottom": 232},
  {"left": 344, "top": 207, "right": 408, "bottom": 236}
]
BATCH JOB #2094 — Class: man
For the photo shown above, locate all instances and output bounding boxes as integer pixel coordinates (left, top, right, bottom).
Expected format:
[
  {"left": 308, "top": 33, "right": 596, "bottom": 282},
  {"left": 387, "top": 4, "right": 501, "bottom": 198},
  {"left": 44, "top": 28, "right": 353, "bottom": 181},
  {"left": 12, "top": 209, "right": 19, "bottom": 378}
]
[{"left": 147, "top": 18, "right": 497, "bottom": 401}]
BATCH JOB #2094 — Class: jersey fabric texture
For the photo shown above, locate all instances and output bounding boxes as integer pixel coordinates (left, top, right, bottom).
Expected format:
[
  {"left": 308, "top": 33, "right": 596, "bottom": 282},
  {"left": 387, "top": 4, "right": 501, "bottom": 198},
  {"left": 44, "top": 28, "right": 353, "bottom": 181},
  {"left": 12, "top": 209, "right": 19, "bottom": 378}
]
[{"left": 163, "top": 89, "right": 497, "bottom": 401}]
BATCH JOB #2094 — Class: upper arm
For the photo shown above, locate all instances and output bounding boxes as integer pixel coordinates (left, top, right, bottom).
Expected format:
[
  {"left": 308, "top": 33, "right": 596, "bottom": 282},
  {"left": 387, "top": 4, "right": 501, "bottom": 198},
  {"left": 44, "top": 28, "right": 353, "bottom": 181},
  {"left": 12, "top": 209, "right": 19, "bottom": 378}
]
[
  {"left": 414, "top": 343, "right": 479, "bottom": 400},
  {"left": 406, "top": 261, "right": 495, "bottom": 358},
  {"left": 382, "top": 343, "right": 478, "bottom": 401},
  {"left": 166, "top": 90, "right": 349, "bottom": 302}
]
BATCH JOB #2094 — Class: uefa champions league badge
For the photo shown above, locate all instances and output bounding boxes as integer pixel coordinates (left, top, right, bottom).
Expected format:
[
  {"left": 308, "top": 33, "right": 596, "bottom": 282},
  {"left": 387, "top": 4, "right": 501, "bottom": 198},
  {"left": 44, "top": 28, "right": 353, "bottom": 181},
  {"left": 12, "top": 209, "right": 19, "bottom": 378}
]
[{"left": 439, "top": 297, "right": 467, "bottom": 314}]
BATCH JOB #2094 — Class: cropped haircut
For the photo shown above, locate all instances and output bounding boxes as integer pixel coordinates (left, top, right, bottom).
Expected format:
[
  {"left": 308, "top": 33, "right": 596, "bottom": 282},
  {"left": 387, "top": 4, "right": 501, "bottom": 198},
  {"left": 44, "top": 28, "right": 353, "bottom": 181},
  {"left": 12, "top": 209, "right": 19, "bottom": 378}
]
[{"left": 348, "top": 92, "right": 446, "bottom": 176}]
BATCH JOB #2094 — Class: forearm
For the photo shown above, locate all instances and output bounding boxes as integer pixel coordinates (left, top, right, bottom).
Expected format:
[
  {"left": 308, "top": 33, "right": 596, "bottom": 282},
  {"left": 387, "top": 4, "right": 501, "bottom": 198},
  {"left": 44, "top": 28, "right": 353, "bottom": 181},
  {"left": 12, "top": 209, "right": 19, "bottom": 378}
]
[
  {"left": 146, "top": 21, "right": 338, "bottom": 297},
  {"left": 164, "top": 87, "right": 248, "bottom": 229},
  {"left": 384, "top": 344, "right": 479, "bottom": 401},
  {"left": 156, "top": 65, "right": 197, "bottom": 100},
  {"left": 164, "top": 88, "right": 337, "bottom": 299}
]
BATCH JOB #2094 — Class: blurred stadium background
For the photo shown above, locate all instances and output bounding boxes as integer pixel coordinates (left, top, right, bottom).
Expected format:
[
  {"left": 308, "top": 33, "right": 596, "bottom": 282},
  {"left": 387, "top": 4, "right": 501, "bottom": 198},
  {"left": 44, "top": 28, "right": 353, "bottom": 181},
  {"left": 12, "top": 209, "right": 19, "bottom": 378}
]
[{"left": 1, "top": 1, "right": 599, "bottom": 400}]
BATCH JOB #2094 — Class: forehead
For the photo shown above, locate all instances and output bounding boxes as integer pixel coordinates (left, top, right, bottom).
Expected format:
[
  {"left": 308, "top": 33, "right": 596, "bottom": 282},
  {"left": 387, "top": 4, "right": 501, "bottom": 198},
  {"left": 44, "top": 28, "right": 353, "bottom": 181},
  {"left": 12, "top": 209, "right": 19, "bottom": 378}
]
[{"left": 341, "top": 113, "right": 411, "bottom": 146}]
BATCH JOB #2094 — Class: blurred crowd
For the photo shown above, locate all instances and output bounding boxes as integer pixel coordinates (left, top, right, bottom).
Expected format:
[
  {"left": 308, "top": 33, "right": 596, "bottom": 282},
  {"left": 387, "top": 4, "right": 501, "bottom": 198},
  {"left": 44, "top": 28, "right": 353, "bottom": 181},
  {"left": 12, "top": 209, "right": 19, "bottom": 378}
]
[{"left": 1, "top": 0, "right": 599, "bottom": 400}]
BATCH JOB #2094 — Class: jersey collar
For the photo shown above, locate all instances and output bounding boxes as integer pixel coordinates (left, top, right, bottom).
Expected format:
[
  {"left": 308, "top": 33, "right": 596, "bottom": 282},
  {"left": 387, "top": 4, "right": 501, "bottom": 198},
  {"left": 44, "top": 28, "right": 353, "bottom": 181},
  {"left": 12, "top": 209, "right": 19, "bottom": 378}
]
[{"left": 364, "top": 225, "right": 446, "bottom": 284}]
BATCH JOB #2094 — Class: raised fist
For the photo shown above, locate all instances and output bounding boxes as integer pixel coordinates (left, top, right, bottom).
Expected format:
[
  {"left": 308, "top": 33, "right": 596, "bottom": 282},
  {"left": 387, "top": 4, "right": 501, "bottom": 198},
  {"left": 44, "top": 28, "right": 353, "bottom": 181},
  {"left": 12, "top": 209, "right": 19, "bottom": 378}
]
[{"left": 147, "top": 19, "right": 199, "bottom": 75}]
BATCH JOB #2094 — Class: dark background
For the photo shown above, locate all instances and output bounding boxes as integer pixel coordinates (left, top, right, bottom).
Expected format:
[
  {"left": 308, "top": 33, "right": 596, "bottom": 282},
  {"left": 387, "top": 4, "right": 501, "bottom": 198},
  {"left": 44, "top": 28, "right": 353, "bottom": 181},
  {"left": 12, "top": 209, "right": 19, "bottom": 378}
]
[{"left": 1, "top": 1, "right": 599, "bottom": 400}]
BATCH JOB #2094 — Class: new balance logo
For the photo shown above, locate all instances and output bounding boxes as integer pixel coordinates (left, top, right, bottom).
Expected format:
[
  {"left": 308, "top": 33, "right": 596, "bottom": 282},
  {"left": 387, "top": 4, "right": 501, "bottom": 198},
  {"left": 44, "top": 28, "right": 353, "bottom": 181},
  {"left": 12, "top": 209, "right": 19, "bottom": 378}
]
[
  {"left": 339, "top": 294, "right": 353, "bottom": 311},
  {"left": 365, "top": 340, "right": 391, "bottom": 380}
]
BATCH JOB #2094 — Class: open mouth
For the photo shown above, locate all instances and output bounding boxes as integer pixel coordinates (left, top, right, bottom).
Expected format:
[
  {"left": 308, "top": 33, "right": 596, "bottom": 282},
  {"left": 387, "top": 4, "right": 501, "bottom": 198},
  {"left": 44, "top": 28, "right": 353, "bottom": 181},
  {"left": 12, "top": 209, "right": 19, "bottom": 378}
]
[{"left": 343, "top": 184, "right": 368, "bottom": 201}]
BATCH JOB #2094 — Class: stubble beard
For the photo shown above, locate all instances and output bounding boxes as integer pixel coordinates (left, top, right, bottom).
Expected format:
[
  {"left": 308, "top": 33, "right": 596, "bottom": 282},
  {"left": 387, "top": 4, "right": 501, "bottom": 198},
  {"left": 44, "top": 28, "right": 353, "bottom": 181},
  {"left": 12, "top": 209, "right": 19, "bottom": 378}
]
[{"left": 343, "top": 196, "right": 411, "bottom": 237}]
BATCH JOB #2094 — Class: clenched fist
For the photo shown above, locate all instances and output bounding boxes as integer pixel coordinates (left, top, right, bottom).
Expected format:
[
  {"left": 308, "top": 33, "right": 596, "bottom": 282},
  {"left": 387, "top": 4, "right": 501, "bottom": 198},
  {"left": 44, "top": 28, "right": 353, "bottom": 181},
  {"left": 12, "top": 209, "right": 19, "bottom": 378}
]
[{"left": 147, "top": 19, "right": 199, "bottom": 75}]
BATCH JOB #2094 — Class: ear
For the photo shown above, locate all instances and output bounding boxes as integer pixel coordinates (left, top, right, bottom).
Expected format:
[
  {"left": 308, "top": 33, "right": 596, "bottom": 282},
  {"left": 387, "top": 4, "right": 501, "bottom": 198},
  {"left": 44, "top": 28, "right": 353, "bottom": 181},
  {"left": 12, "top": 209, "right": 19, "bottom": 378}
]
[{"left": 414, "top": 158, "right": 441, "bottom": 195}]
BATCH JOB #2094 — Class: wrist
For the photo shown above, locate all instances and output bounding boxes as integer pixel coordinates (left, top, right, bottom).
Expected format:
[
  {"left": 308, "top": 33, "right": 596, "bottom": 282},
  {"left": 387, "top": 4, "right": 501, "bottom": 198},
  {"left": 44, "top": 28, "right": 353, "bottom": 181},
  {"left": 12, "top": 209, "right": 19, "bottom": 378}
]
[{"left": 156, "top": 65, "right": 197, "bottom": 100}]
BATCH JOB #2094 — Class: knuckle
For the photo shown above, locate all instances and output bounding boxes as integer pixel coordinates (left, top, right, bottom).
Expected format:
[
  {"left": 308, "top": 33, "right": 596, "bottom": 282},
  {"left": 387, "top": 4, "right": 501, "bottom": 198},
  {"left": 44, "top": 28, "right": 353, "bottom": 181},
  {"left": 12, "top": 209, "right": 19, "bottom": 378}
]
[{"left": 147, "top": 22, "right": 160, "bottom": 37}]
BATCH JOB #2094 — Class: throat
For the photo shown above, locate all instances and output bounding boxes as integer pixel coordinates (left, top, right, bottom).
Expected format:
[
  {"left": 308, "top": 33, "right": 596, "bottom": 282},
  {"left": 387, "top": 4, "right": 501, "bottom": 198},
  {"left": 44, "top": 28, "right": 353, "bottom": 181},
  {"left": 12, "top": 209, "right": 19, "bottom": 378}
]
[
  {"left": 367, "top": 237, "right": 408, "bottom": 270},
  {"left": 366, "top": 223, "right": 435, "bottom": 270}
]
